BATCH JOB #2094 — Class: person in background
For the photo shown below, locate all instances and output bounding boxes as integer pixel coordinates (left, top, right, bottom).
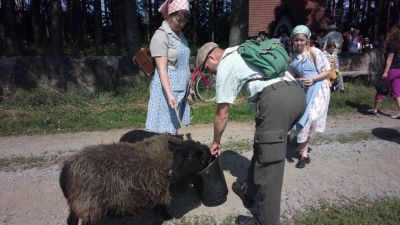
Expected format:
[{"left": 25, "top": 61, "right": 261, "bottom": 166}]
[
  {"left": 323, "top": 24, "right": 344, "bottom": 53},
  {"left": 278, "top": 29, "right": 291, "bottom": 52},
  {"left": 348, "top": 28, "right": 361, "bottom": 53},
  {"left": 316, "top": 31, "right": 325, "bottom": 49},
  {"left": 324, "top": 42, "right": 344, "bottom": 91},
  {"left": 372, "top": 34, "right": 385, "bottom": 49},
  {"left": 310, "top": 33, "right": 321, "bottom": 49},
  {"left": 289, "top": 25, "right": 331, "bottom": 169},
  {"left": 196, "top": 40, "right": 306, "bottom": 225},
  {"left": 146, "top": 0, "right": 191, "bottom": 134},
  {"left": 361, "top": 37, "right": 373, "bottom": 51},
  {"left": 367, "top": 24, "right": 400, "bottom": 119},
  {"left": 256, "top": 31, "right": 268, "bottom": 42}
]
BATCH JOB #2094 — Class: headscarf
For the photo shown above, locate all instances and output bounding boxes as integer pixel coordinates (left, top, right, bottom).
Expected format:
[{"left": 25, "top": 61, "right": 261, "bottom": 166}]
[
  {"left": 291, "top": 25, "right": 312, "bottom": 39},
  {"left": 158, "top": 0, "right": 190, "bottom": 19}
]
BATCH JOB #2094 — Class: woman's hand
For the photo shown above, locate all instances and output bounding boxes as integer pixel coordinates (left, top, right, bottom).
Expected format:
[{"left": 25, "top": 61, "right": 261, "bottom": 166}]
[
  {"left": 167, "top": 93, "right": 177, "bottom": 109},
  {"left": 382, "top": 73, "right": 388, "bottom": 79},
  {"left": 303, "top": 78, "right": 314, "bottom": 87}
]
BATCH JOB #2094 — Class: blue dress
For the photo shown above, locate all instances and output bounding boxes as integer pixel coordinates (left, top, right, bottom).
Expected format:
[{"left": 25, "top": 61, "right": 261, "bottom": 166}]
[{"left": 145, "top": 33, "right": 191, "bottom": 134}]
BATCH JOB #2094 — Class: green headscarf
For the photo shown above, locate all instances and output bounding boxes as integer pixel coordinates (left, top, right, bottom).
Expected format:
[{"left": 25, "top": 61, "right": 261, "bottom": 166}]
[{"left": 291, "top": 25, "right": 311, "bottom": 38}]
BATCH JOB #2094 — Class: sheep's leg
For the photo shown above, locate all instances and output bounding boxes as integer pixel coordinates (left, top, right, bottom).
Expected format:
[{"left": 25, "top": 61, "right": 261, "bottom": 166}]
[
  {"left": 154, "top": 204, "right": 172, "bottom": 220},
  {"left": 66, "top": 211, "right": 79, "bottom": 225}
]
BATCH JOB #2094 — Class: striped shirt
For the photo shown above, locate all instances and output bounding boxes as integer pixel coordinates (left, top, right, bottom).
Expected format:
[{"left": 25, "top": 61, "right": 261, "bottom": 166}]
[{"left": 216, "top": 46, "right": 295, "bottom": 107}]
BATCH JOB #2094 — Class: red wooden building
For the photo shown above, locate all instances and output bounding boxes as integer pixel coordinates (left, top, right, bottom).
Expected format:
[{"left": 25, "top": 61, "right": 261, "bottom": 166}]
[{"left": 249, "top": 0, "right": 330, "bottom": 37}]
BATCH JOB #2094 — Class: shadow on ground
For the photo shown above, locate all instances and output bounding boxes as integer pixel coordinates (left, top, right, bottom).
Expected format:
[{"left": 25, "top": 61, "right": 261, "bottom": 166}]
[{"left": 372, "top": 127, "right": 400, "bottom": 144}]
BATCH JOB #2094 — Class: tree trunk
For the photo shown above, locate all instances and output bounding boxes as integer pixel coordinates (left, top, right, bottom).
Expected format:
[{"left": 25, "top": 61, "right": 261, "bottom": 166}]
[
  {"left": 145, "top": 0, "right": 153, "bottom": 42},
  {"left": 94, "top": 0, "right": 104, "bottom": 55},
  {"left": 4, "top": 0, "right": 21, "bottom": 55},
  {"left": 209, "top": 0, "right": 216, "bottom": 41},
  {"left": 366, "top": 0, "right": 373, "bottom": 36},
  {"left": 395, "top": 0, "right": 400, "bottom": 25},
  {"left": 31, "top": 0, "right": 42, "bottom": 44},
  {"left": 124, "top": 0, "right": 141, "bottom": 58},
  {"left": 192, "top": 0, "right": 199, "bottom": 44},
  {"left": 117, "top": 0, "right": 126, "bottom": 48},
  {"left": 374, "top": 0, "right": 383, "bottom": 38},
  {"left": 50, "top": 0, "right": 62, "bottom": 56},
  {"left": 354, "top": 0, "right": 361, "bottom": 28},
  {"left": 229, "top": 0, "right": 248, "bottom": 46},
  {"left": 81, "top": 0, "right": 88, "bottom": 38},
  {"left": 337, "top": 0, "right": 344, "bottom": 29},
  {"left": 72, "top": 0, "right": 84, "bottom": 49},
  {"left": 103, "top": 0, "right": 111, "bottom": 42}
]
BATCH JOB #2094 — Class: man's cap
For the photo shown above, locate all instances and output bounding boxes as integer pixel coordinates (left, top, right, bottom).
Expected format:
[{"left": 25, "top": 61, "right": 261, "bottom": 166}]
[{"left": 196, "top": 42, "right": 218, "bottom": 69}]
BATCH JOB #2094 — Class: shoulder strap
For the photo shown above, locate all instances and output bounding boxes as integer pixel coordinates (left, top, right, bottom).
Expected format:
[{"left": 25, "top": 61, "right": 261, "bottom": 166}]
[{"left": 307, "top": 47, "right": 319, "bottom": 73}]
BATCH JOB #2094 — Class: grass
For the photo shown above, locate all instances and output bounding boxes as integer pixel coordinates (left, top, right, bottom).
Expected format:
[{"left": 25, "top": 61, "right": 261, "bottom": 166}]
[
  {"left": 0, "top": 81, "right": 397, "bottom": 136},
  {"left": 281, "top": 198, "right": 400, "bottom": 225},
  {"left": 173, "top": 198, "right": 400, "bottom": 225}
]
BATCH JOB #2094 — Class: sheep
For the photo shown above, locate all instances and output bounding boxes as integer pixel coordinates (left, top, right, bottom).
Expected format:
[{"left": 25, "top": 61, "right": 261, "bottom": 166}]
[
  {"left": 60, "top": 135, "right": 211, "bottom": 225},
  {"left": 119, "top": 129, "right": 183, "bottom": 143}
]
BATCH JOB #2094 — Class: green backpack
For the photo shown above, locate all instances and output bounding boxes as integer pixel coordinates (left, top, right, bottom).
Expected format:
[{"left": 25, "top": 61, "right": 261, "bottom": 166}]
[{"left": 237, "top": 38, "right": 289, "bottom": 79}]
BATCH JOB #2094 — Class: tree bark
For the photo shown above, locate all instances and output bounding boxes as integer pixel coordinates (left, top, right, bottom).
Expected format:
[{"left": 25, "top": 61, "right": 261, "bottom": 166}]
[
  {"left": 209, "top": 0, "right": 216, "bottom": 41},
  {"left": 124, "top": 0, "right": 141, "bottom": 58},
  {"left": 4, "top": 0, "right": 21, "bottom": 55},
  {"left": 116, "top": 0, "right": 126, "bottom": 48},
  {"left": 72, "top": 0, "right": 84, "bottom": 49},
  {"left": 50, "top": 0, "right": 62, "bottom": 56},
  {"left": 31, "top": 0, "right": 42, "bottom": 44},
  {"left": 395, "top": 0, "right": 400, "bottom": 25},
  {"left": 94, "top": 0, "right": 104, "bottom": 55},
  {"left": 192, "top": 0, "right": 199, "bottom": 44},
  {"left": 145, "top": 0, "right": 153, "bottom": 42},
  {"left": 374, "top": 0, "right": 383, "bottom": 38},
  {"left": 229, "top": 0, "right": 248, "bottom": 46}
]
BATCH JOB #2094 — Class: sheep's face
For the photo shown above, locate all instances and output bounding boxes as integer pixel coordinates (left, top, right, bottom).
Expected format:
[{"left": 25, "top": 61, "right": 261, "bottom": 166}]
[{"left": 168, "top": 140, "right": 211, "bottom": 183}]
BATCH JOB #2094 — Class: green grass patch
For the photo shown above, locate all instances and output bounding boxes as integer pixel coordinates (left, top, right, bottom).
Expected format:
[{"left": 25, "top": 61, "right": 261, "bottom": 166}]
[
  {"left": 0, "top": 81, "right": 397, "bottom": 136},
  {"left": 282, "top": 198, "right": 400, "bottom": 225},
  {"left": 172, "top": 198, "right": 400, "bottom": 225}
]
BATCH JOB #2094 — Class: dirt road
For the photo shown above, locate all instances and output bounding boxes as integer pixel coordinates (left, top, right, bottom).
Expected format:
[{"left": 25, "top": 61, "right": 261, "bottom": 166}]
[{"left": 0, "top": 114, "right": 399, "bottom": 225}]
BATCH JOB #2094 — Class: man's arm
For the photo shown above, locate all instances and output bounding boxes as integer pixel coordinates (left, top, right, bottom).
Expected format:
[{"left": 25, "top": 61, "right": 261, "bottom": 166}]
[{"left": 210, "top": 103, "right": 230, "bottom": 155}]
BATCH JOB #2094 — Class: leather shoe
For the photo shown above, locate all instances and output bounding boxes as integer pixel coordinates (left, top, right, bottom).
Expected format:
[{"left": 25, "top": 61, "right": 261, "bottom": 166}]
[
  {"left": 295, "top": 156, "right": 310, "bottom": 169},
  {"left": 232, "top": 181, "right": 255, "bottom": 209},
  {"left": 235, "top": 215, "right": 261, "bottom": 225}
]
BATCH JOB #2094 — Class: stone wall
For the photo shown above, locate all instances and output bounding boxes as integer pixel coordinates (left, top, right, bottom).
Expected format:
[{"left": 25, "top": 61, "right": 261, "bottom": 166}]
[{"left": 0, "top": 56, "right": 140, "bottom": 96}]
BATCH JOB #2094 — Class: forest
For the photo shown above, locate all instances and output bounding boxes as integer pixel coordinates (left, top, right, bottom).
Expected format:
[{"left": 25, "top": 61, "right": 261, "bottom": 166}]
[{"left": 0, "top": 0, "right": 399, "bottom": 58}]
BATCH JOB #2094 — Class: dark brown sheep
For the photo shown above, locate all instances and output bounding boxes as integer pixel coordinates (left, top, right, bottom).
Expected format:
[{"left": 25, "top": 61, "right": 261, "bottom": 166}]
[
  {"left": 60, "top": 135, "right": 211, "bottom": 225},
  {"left": 119, "top": 129, "right": 183, "bottom": 143}
]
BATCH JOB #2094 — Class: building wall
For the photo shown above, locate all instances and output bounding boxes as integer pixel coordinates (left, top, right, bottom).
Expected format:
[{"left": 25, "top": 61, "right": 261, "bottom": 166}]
[
  {"left": 248, "top": 0, "right": 282, "bottom": 36},
  {"left": 249, "top": 0, "right": 329, "bottom": 37}
]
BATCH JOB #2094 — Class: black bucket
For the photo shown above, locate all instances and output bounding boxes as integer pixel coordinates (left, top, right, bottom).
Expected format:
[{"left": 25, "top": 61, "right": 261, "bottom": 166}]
[{"left": 196, "top": 156, "right": 228, "bottom": 207}]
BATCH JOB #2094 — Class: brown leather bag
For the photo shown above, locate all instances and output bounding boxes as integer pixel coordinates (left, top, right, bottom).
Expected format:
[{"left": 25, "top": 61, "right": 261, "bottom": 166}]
[{"left": 133, "top": 48, "right": 155, "bottom": 76}]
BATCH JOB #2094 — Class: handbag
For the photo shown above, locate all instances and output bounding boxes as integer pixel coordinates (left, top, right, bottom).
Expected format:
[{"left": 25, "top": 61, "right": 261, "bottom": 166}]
[
  {"left": 133, "top": 48, "right": 154, "bottom": 76},
  {"left": 375, "top": 79, "right": 390, "bottom": 96}
]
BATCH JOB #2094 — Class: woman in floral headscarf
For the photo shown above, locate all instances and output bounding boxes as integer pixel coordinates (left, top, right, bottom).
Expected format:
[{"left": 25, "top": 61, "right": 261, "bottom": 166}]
[
  {"left": 146, "top": 0, "right": 191, "bottom": 134},
  {"left": 289, "top": 25, "right": 331, "bottom": 168}
]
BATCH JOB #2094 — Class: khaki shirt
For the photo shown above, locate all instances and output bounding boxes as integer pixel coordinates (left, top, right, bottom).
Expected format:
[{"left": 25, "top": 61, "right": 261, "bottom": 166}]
[{"left": 150, "top": 21, "right": 187, "bottom": 69}]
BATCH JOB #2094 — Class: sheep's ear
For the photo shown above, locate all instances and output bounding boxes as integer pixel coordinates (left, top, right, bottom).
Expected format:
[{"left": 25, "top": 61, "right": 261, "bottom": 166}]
[{"left": 168, "top": 140, "right": 181, "bottom": 151}]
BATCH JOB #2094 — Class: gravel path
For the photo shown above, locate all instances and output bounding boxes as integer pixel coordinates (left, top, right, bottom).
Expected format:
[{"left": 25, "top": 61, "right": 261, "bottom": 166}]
[{"left": 0, "top": 113, "right": 399, "bottom": 225}]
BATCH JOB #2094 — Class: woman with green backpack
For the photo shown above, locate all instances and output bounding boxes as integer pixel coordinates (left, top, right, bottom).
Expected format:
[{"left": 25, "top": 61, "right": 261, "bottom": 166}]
[{"left": 289, "top": 25, "right": 332, "bottom": 169}]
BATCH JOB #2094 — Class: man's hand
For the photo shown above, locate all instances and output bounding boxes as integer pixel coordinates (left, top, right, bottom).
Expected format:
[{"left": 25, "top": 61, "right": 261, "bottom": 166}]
[{"left": 210, "top": 142, "right": 221, "bottom": 156}]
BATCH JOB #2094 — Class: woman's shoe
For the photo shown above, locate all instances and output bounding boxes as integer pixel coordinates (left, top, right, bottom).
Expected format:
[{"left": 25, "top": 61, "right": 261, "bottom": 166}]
[
  {"left": 295, "top": 156, "right": 311, "bottom": 169},
  {"left": 390, "top": 112, "right": 400, "bottom": 119},
  {"left": 366, "top": 109, "right": 378, "bottom": 115}
]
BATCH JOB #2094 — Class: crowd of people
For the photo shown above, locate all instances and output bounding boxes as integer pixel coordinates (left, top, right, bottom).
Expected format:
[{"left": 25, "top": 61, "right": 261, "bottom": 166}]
[{"left": 143, "top": 0, "right": 399, "bottom": 224}]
